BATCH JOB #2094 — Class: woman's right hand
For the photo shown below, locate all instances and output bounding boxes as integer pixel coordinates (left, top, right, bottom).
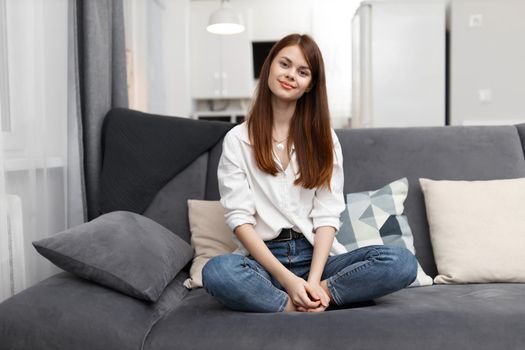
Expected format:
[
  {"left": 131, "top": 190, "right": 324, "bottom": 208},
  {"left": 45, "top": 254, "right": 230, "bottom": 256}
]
[{"left": 282, "top": 274, "right": 322, "bottom": 310}]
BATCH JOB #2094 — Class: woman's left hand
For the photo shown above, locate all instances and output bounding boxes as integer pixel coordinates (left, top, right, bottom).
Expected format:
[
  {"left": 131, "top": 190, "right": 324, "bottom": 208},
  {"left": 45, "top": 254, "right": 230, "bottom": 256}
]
[{"left": 295, "top": 281, "right": 330, "bottom": 312}]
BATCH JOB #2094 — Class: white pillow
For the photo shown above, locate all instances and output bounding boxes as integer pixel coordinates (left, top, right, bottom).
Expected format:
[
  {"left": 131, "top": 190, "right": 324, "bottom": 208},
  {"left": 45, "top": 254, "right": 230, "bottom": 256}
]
[
  {"left": 183, "top": 200, "right": 236, "bottom": 289},
  {"left": 419, "top": 177, "right": 525, "bottom": 284}
]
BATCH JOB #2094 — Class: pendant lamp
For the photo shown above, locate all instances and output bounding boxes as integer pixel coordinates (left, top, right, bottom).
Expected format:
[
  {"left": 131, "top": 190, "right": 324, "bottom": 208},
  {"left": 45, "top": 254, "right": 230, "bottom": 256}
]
[{"left": 206, "top": 0, "right": 245, "bottom": 35}]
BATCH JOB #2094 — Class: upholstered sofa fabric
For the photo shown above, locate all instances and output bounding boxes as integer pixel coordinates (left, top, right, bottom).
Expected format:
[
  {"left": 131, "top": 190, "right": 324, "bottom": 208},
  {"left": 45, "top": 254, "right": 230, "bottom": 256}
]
[
  {"left": 338, "top": 178, "right": 433, "bottom": 287},
  {"left": 336, "top": 125, "right": 525, "bottom": 277},
  {"left": 99, "top": 108, "right": 233, "bottom": 216},
  {"left": 143, "top": 284, "right": 525, "bottom": 350},
  {"left": 0, "top": 271, "right": 189, "bottom": 350},
  {"left": 184, "top": 199, "right": 237, "bottom": 289},
  {"left": 32, "top": 211, "right": 194, "bottom": 302},
  {"left": 420, "top": 177, "right": 525, "bottom": 284},
  {"left": 2, "top": 109, "right": 525, "bottom": 350}
]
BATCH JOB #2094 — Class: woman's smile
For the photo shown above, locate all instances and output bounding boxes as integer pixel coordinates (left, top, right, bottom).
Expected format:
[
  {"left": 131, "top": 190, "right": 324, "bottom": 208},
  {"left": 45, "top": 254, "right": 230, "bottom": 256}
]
[{"left": 278, "top": 80, "right": 295, "bottom": 90}]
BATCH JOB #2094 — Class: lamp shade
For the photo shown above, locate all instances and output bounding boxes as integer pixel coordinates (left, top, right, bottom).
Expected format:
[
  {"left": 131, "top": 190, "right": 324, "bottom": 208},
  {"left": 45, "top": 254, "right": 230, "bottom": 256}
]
[{"left": 206, "top": 3, "right": 245, "bottom": 35}]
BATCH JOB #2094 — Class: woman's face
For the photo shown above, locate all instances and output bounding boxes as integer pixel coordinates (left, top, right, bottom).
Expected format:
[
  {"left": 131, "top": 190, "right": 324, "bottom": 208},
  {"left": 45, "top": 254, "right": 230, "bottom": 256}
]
[{"left": 267, "top": 45, "right": 313, "bottom": 103}]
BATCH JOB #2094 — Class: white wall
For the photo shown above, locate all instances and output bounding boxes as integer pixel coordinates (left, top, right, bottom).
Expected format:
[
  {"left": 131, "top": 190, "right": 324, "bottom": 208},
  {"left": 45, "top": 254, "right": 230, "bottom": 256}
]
[{"left": 450, "top": 0, "right": 525, "bottom": 125}]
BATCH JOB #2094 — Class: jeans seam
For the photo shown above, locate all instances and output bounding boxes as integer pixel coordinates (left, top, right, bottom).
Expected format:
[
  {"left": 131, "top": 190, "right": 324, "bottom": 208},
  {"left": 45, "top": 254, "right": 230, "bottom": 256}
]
[
  {"left": 328, "top": 249, "right": 382, "bottom": 304},
  {"left": 287, "top": 242, "right": 292, "bottom": 269},
  {"left": 277, "top": 291, "right": 289, "bottom": 312},
  {"left": 335, "top": 251, "right": 379, "bottom": 279},
  {"left": 329, "top": 262, "right": 371, "bottom": 306},
  {"left": 242, "top": 259, "right": 276, "bottom": 289},
  {"left": 326, "top": 278, "right": 342, "bottom": 306},
  {"left": 240, "top": 258, "right": 289, "bottom": 312}
]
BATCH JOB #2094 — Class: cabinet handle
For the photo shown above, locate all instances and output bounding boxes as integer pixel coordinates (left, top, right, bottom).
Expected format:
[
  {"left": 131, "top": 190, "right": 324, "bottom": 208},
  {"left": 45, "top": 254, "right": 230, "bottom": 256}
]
[
  {"left": 214, "top": 71, "right": 221, "bottom": 96},
  {"left": 222, "top": 73, "right": 228, "bottom": 96}
]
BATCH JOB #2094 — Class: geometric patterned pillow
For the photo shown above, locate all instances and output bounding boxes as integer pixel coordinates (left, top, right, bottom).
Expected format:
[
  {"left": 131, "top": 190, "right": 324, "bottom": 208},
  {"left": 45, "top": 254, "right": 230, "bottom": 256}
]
[{"left": 337, "top": 178, "right": 433, "bottom": 287}]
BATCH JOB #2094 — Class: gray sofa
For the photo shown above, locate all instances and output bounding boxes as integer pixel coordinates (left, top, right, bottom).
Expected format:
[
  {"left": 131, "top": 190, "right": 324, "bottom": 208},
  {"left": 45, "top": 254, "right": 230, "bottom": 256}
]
[{"left": 1, "top": 108, "right": 525, "bottom": 350}]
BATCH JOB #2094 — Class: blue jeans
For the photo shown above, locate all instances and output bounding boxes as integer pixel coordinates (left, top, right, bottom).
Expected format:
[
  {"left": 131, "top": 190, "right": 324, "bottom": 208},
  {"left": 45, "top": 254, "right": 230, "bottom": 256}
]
[{"left": 202, "top": 236, "right": 417, "bottom": 313}]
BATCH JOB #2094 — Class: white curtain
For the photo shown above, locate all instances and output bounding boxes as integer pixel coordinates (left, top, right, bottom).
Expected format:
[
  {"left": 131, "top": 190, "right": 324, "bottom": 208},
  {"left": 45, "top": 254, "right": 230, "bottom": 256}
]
[{"left": 0, "top": 0, "right": 86, "bottom": 302}]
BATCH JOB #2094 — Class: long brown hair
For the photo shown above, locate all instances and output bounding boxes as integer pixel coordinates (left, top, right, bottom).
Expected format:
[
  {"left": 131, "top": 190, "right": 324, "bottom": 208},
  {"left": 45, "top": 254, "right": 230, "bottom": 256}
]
[{"left": 247, "top": 33, "right": 334, "bottom": 190}]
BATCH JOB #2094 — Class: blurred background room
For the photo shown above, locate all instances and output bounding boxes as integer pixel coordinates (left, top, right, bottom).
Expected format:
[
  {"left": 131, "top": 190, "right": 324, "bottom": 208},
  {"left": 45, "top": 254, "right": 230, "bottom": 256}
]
[{"left": 1, "top": 0, "right": 524, "bottom": 301}]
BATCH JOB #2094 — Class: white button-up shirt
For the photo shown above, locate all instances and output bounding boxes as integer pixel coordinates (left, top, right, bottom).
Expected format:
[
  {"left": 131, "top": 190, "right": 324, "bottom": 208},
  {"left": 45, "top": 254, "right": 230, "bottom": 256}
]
[{"left": 217, "top": 121, "right": 347, "bottom": 256}]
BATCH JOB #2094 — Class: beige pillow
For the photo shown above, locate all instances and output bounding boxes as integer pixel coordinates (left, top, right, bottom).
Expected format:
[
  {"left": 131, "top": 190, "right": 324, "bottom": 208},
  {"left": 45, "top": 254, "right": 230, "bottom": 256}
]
[
  {"left": 183, "top": 200, "right": 236, "bottom": 289},
  {"left": 419, "top": 177, "right": 525, "bottom": 284}
]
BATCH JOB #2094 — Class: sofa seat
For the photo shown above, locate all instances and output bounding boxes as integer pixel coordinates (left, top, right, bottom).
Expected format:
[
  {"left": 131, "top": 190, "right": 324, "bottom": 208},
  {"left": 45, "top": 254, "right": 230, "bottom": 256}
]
[
  {"left": 4, "top": 110, "right": 525, "bottom": 350},
  {"left": 143, "top": 284, "right": 525, "bottom": 350},
  {"left": 0, "top": 271, "right": 189, "bottom": 350}
]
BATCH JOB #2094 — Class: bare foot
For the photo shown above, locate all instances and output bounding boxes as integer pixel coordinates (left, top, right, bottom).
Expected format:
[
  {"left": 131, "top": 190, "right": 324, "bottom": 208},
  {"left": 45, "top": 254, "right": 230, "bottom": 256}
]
[
  {"left": 320, "top": 279, "right": 335, "bottom": 304},
  {"left": 284, "top": 296, "right": 297, "bottom": 312}
]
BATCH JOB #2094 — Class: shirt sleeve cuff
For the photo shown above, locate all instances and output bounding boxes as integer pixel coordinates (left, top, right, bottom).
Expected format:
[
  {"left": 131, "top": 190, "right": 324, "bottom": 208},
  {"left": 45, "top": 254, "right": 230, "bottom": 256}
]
[
  {"left": 313, "top": 218, "right": 342, "bottom": 234},
  {"left": 226, "top": 215, "right": 257, "bottom": 232}
]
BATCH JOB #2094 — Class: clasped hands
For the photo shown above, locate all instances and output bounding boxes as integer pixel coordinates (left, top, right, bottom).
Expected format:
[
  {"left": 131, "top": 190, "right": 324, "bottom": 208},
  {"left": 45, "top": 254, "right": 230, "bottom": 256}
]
[{"left": 283, "top": 275, "right": 331, "bottom": 312}]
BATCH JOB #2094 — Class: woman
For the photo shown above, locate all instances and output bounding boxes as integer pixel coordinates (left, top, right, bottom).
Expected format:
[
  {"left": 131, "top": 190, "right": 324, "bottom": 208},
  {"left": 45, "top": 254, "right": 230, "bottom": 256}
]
[{"left": 202, "top": 34, "right": 417, "bottom": 313}]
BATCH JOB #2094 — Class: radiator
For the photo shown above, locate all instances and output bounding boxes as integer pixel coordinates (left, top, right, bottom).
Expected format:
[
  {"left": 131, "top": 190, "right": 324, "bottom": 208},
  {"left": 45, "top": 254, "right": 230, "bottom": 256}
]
[{"left": 0, "top": 194, "right": 26, "bottom": 302}]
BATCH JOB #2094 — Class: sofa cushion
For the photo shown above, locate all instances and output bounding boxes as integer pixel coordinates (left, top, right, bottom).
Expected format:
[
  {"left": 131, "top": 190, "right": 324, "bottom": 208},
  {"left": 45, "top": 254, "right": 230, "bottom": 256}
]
[
  {"left": 33, "top": 211, "right": 194, "bottom": 302},
  {"left": 99, "top": 108, "right": 234, "bottom": 216},
  {"left": 420, "top": 177, "right": 525, "bottom": 284},
  {"left": 143, "top": 152, "right": 210, "bottom": 245},
  {"left": 336, "top": 125, "right": 525, "bottom": 277},
  {"left": 338, "top": 178, "right": 433, "bottom": 287},
  {"left": 142, "top": 284, "right": 525, "bottom": 350},
  {"left": 514, "top": 123, "right": 525, "bottom": 154},
  {"left": 183, "top": 200, "right": 236, "bottom": 289}
]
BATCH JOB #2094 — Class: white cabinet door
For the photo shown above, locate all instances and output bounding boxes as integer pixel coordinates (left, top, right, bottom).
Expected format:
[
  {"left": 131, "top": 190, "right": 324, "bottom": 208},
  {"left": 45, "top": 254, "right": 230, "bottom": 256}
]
[
  {"left": 190, "top": 2, "right": 222, "bottom": 99},
  {"left": 221, "top": 32, "right": 253, "bottom": 98},
  {"left": 372, "top": 2, "right": 445, "bottom": 127},
  {"left": 190, "top": 1, "right": 253, "bottom": 99},
  {"left": 352, "top": 1, "right": 446, "bottom": 128}
]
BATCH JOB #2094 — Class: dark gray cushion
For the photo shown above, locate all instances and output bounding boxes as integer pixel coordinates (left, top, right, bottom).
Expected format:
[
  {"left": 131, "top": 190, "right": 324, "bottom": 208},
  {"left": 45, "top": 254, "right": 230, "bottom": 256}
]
[
  {"left": 99, "top": 108, "right": 233, "bottom": 217},
  {"left": 32, "top": 211, "right": 194, "bottom": 302},
  {"left": 144, "top": 152, "right": 209, "bottom": 245},
  {"left": 515, "top": 123, "right": 525, "bottom": 152}
]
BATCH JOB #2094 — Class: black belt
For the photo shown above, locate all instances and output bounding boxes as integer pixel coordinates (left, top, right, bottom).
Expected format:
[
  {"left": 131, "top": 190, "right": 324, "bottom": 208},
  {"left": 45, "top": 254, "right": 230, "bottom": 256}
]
[{"left": 267, "top": 228, "right": 303, "bottom": 242}]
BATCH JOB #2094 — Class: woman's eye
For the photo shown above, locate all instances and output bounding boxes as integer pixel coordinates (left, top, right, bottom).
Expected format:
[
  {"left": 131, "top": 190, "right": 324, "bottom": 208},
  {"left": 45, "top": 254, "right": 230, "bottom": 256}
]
[
  {"left": 299, "top": 70, "right": 309, "bottom": 77},
  {"left": 279, "top": 61, "right": 288, "bottom": 68}
]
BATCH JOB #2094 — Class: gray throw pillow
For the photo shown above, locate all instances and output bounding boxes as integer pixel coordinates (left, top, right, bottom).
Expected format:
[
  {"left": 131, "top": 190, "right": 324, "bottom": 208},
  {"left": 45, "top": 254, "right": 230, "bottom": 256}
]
[
  {"left": 33, "top": 211, "right": 194, "bottom": 302},
  {"left": 337, "top": 178, "right": 433, "bottom": 287}
]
